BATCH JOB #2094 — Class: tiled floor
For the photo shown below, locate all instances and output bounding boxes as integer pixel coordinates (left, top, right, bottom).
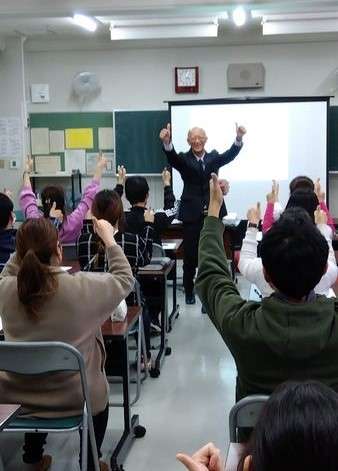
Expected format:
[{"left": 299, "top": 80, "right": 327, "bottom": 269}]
[{"left": 0, "top": 274, "right": 250, "bottom": 470}]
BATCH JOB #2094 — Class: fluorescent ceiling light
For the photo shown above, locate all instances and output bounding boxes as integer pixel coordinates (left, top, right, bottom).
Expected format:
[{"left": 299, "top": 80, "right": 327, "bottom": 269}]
[
  {"left": 262, "top": 12, "right": 338, "bottom": 35},
  {"left": 218, "top": 12, "right": 229, "bottom": 20},
  {"left": 232, "top": 7, "right": 246, "bottom": 27},
  {"left": 110, "top": 17, "right": 218, "bottom": 40},
  {"left": 73, "top": 14, "right": 97, "bottom": 32}
]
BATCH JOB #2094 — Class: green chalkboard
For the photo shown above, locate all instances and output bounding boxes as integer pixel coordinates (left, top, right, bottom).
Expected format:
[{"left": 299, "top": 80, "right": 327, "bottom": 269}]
[
  {"left": 29, "top": 112, "right": 113, "bottom": 171},
  {"left": 329, "top": 106, "right": 338, "bottom": 171},
  {"left": 115, "top": 110, "right": 169, "bottom": 174}
]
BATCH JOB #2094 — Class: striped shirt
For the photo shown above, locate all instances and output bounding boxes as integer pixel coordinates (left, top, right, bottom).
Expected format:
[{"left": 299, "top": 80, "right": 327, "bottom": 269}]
[{"left": 77, "top": 224, "right": 153, "bottom": 273}]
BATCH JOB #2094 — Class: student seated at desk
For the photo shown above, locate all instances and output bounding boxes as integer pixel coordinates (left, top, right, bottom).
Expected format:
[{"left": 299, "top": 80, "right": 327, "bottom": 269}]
[
  {"left": 77, "top": 189, "right": 154, "bottom": 369},
  {"left": 123, "top": 168, "right": 177, "bottom": 245},
  {"left": 19, "top": 154, "right": 107, "bottom": 244},
  {"left": 239, "top": 197, "right": 337, "bottom": 298},
  {"left": 196, "top": 174, "right": 338, "bottom": 402},
  {"left": 177, "top": 380, "right": 338, "bottom": 471},
  {"left": 0, "top": 217, "right": 134, "bottom": 471},
  {"left": 263, "top": 177, "right": 335, "bottom": 234},
  {"left": 0, "top": 191, "right": 16, "bottom": 268}
]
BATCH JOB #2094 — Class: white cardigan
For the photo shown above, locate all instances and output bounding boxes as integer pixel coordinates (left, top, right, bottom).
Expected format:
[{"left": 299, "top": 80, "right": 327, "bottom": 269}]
[{"left": 238, "top": 224, "right": 337, "bottom": 298}]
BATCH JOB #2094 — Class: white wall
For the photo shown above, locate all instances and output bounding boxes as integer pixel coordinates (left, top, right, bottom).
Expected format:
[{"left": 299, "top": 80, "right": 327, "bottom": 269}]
[
  {"left": 0, "top": 37, "right": 27, "bottom": 207},
  {"left": 2, "top": 39, "right": 338, "bottom": 213}
]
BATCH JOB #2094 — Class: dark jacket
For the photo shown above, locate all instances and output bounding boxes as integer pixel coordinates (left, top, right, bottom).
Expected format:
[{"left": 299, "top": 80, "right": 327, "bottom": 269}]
[
  {"left": 0, "top": 229, "right": 16, "bottom": 268},
  {"left": 196, "top": 216, "right": 338, "bottom": 401},
  {"left": 120, "top": 185, "right": 177, "bottom": 246},
  {"left": 163, "top": 143, "right": 242, "bottom": 223}
]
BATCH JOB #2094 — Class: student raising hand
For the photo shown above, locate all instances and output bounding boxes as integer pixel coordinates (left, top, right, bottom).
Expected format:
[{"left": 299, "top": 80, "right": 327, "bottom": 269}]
[
  {"left": 144, "top": 208, "right": 155, "bottom": 224},
  {"left": 162, "top": 167, "right": 171, "bottom": 187},
  {"left": 208, "top": 173, "right": 224, "bottom": 218},
  {"left": 314, "top": 206, "right": 328, "bottom": 225},
  {"left": 266, "top": 179, "right": 279, "bottom": 204},
  {"left": 92, "top": 216, "right": 117, "bottom": 247},
  {"left": 116, "top": 165, "right": 126, "bottom": 185},
  {"left": 176, "top": 443, "right": 223, "bottom": 471}
]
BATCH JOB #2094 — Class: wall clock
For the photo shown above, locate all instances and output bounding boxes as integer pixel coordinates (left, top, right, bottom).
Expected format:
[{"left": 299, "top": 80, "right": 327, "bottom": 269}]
[{"left": 175, "top": 66, "right": 199, "bottom": 93}]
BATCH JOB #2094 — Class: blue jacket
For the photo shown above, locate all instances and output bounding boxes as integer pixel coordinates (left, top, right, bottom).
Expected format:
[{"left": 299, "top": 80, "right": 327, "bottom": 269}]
[{"left": 0, "top": 229, "right": 16, "bottom": 267}]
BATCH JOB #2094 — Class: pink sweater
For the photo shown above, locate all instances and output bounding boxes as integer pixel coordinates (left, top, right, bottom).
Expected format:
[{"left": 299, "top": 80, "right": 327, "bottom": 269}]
[
  {"left": 262, "top": 201, "right": 336, "bottom": 234},
  {"left": 20, "top": 179, "right": 99, "bottom": 243}
]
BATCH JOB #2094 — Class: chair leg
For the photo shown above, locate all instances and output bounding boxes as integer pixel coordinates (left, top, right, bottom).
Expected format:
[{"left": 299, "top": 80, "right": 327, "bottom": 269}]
[{"left": 87, "top": 408, "right": 100, "bottom": 471}]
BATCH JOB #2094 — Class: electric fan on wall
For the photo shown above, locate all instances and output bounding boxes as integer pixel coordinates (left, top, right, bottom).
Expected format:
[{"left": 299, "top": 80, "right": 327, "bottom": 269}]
[{"left": 71, "top": 71, "right": 101, "bottom": 104}]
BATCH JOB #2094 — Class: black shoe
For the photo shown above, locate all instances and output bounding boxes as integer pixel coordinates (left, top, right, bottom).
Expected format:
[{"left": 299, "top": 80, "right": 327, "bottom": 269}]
[
  {"left": 201, "top": 304, "right": 207, "bottom": 314},
  {"left": 185, "top": 293, "right": 196, "bottom": 305}
]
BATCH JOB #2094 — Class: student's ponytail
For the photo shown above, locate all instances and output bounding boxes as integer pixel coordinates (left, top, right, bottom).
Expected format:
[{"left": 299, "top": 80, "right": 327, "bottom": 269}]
[{"left": 16, "top": 219, "right": 59, "bottom": 320}]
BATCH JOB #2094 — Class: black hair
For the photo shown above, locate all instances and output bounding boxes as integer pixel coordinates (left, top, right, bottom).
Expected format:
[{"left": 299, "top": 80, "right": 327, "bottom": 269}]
[
  {"left": 243, "top": 381, "right": 338, "bottom": 471},
  {"left": 260, "top": 207, "right": 328, "bottom": 299},
  {"left": 285, "top": 189, "right": 319, "bottom": 223},
  {"left": 125, "top": 176, "right": 149, "bottom": 205},
  {"left": 41, "top": 186, "right": 66, "bottom": 219},
  {"left": 289, "top": 175, "right": 314, "bottom": 193},
  {"left": 0, "top": 193, "right": 14, "bottom": 229}
]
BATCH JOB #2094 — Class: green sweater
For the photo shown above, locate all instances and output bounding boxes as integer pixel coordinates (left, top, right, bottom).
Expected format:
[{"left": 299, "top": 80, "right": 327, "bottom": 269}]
[{"left": 196, "top": 216, "right": 338, "bottom": 400}]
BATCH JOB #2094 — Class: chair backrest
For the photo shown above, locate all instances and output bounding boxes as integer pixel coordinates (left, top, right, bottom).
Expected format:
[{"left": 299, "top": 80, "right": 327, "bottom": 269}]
[
  {"left": 0, "top": 341, "right": 93, "bottom": 418},
  {"left": 152, "top": 243, "right": 165, "bottom": 258},
  {"left": 229, "top": 395, "right": 269, "bottom": 443}
]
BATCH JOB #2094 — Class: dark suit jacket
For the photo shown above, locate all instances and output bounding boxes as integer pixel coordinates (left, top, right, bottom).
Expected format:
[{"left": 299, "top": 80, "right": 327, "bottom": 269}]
[{"left": 163, "top": 143, "right": 242, "bottom": 223}]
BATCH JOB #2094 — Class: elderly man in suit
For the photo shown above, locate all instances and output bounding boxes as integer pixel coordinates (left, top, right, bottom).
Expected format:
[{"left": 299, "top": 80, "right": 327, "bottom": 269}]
[{"left": 160, "top": 123, "right": 246, "bottom": 305}]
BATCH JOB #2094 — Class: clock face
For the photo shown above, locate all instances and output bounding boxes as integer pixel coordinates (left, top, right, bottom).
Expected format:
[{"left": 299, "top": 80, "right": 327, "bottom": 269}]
[
  {"left": 177, "top": 68, "right": 196, "bottom": 87},
  {"left": 175, "top": 67, "right": 199, "bottom": 93}
]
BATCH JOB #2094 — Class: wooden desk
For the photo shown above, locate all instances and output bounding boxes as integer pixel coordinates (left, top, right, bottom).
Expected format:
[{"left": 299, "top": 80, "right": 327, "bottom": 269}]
[
  {"left": 138, "top": 260, "right": 174, "bottom": 377},
  {"left": 102, "top": 306, "right": 146, "bottom": 470},
  {"left": 225, "top": 443, "right": 246, "bottom": 471},
  {"left": 0, "top": 404, "right": 21, "bottom": 431},
  {"left": 162, "top": 238, "right": 182, "bottom": 330}
]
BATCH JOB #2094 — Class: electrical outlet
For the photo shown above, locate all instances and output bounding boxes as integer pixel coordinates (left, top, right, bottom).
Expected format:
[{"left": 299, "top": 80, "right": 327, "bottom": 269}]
[{"left": 10, "top": 160, "right": 18, "bottom": 169}]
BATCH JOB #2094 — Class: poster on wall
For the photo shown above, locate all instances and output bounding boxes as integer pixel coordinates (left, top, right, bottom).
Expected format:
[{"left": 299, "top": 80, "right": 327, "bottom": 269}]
[{"left": 0, "top": 117, "right": 22, "bottom": 160}]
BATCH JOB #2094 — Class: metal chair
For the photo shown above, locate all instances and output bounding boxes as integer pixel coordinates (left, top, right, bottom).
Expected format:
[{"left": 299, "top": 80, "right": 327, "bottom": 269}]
[
  {"left": 151, "top": 243, "right": 166, "bottom": 258},
  {"left": 0, "top": 341, "right": 100, "bottom": 471},
  {"left": 229, "top": 395, "right": 269, "bottom": 443}
]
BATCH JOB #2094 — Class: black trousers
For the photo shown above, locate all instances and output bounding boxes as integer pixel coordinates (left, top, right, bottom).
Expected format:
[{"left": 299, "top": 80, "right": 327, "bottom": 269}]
[
  {"left": 183, "top": 218, "right": 204, "bottom": 296},
  {"left": 23, "top": 403, "right": 109, "bottom": 469}
]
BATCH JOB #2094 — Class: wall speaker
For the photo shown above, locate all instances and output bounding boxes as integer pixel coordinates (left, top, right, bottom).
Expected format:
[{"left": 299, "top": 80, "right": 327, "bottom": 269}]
[{"left": 227, "top": 63, "right": 265, "bottom": 89}]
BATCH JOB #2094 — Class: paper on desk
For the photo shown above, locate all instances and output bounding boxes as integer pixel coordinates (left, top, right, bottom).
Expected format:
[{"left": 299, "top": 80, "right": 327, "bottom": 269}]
[
  {"left": 35, "top": 155, "right": 61, "bottom": 174},
  {"left": 49, "top": 130, "right": 65, "bottom": 153},
  {"left": 98, "top": 127, "right": 114, "bottom": 150},
  {"left": 65, "top": 128, "right": 93, "bottom": 149},
  {"left": 163, "top": 242, "right": 176, "bottom": 250},
  {"left": 65, "top": 149, "right": 86, "bottom": 174},
  {"left": 31, "top": 128, "right": 50, "bottom": 155}
]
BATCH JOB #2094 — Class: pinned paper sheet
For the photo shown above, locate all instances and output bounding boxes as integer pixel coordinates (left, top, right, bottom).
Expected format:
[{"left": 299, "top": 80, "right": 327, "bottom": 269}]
[
  {"left": 65, "top": 149, "right": 86, "bottom": 174},
  {"left": 31, "top": 128, "right": 50, "bottom": 155},
  {"left": 65, "top": 128, "right": 93, "bottom": 149},
  {"left": 86, "top": 152, "right": 114, "bottom": 175},
  {"left": 35, "top": 155, "right": 61, "bottom": 174},
  {"left": 98, "top": 127, "right": 114, "bottom": 150},
  {"left": 50, "top": 130, "right": 65, "bottom": 153}
]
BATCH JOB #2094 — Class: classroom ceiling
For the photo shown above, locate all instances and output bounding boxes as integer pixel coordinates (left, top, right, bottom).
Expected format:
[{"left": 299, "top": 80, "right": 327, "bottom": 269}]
[{"left": 0, "top": 1, "right": 338, "bottom": 48}]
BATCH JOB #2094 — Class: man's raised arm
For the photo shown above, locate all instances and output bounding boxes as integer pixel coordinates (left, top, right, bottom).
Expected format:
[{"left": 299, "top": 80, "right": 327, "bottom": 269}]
[
  {"left": 159, "top": 123, "right": 185, "bottom": 172},
  {"left": 215, "top": 123, "right": 246, "bottom": 167}
]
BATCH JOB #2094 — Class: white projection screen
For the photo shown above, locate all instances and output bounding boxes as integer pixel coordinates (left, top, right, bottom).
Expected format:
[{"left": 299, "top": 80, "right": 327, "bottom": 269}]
[{"left": 170, "top": 98, "right": 328, "bottom": 219}]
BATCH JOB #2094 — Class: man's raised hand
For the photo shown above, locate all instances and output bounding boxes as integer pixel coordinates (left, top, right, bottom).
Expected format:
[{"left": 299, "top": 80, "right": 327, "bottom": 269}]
[
  {"left": 159, "top": 123, "right": 171, "bottom": 145},
  {"left": 236, "top": 123, "right": 247, "bottom": 139}
]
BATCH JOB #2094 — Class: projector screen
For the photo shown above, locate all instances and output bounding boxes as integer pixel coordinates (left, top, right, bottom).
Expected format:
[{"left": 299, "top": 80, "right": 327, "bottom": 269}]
[{"left": 170, "top": 98, "right": 328, "bottom": 219}]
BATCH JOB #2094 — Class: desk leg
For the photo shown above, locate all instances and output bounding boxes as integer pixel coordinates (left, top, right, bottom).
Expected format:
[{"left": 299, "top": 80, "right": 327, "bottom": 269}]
[
  {"left": 151, "top": 273, "right": 171, "bottom": 377},
  {"left": 110, "top": 336, "right": 146, "bottom": 470},
  {"left": 168, "top": 257, "right": 180, "bottom": 332}
]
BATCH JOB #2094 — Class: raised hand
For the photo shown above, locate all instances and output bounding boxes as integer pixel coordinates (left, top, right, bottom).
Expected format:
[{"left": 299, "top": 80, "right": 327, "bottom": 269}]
[
  {"left": 176, "top": 443, "right": 223, "bottom": 471},
  {"left": 92, "top": 217, "right": 117, "bottom": 247},
  {"left": 208, "top": 173, "right": 224, "bottom": 217},
  {"left": 236, "top": 123, "right": 247, "bottom": 139},
  {"left": 93, "top": 152, "right": 108, "bottom": 181},
  {"left": 314, "top": 205, "right": 328, "bottom": 225},
  {"left": 49, "top": 202, "right": 64, "bottom": 222},
  {"left": 162, "top": 167, "right": 171, "bottom": 187},
  {"left": 247, "top": 202, "right": 261, "bottom": 225},
  {"left": 218, "top": 179, "right": 229, "bottom": 196},
  {"left": 25, "top": 155, "right": 34, "bottom": 173},
  {"left": 266, "top": 180, "right": 279, "bottom": 204},
  {"left": 314, "top": 178, "right": 325, "bottom": 203},
  {"left": 117, "top": 165, "right": 126, "bottom": 185},
  {"left": 159, "top": 123, "right": 171, "bottom": 145},
  {"left": 144, "top": 208, "right": 155, "bottom": 223}
]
